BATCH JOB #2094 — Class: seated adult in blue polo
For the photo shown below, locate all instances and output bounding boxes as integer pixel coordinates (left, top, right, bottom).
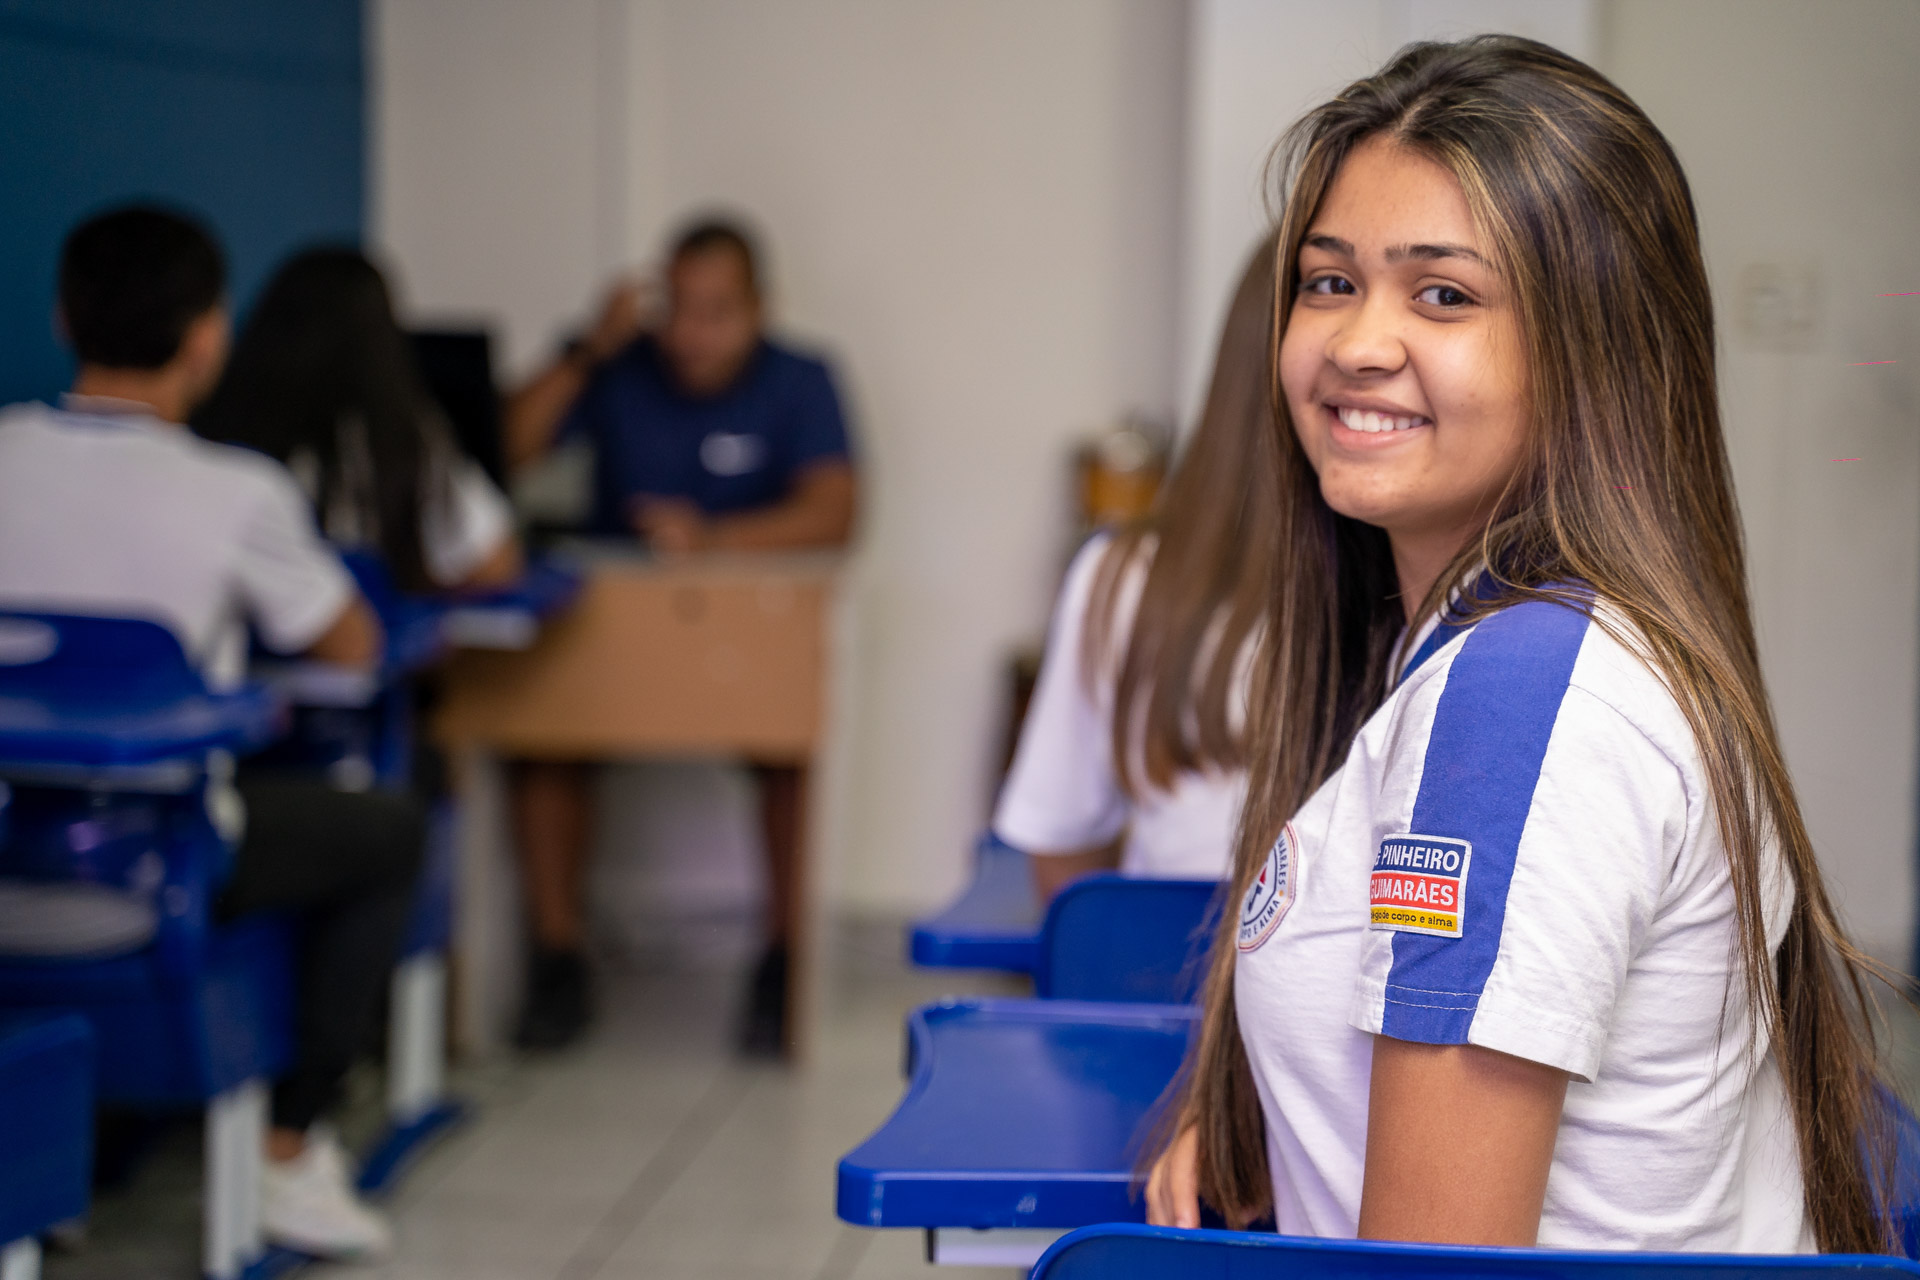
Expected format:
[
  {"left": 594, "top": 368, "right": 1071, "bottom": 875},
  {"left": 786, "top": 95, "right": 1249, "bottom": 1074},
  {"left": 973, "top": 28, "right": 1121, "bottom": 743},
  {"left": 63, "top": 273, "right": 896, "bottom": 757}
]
[{"left": 503, "top": 217, "right": 857, "bottom": 1056}]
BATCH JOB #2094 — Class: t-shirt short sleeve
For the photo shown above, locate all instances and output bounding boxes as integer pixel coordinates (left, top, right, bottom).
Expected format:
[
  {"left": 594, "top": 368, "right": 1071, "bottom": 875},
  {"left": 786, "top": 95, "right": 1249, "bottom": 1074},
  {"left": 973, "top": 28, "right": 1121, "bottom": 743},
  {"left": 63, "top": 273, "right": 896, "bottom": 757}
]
[
  {"left": 992, "top": 535, "right": 1130, "bottom": 855},
  {"left": 784, "top": 357, "right": 852, "bottom": 470},
  {"left": 232, "top": 463, "right": 355, "bottom": 655},
  {"left": 423, "top": 457, "right": 516, "bottom": 587},
  {"left": 1349, "top": 602, "right": 1681, "bottom": 1082}
]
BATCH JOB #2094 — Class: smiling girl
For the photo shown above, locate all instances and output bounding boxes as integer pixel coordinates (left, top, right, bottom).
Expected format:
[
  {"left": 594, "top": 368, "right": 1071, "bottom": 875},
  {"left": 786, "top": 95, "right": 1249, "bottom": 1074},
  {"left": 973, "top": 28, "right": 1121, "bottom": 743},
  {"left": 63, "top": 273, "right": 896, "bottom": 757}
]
[{"left": 1146, "top": 36, "right": 1903, "bottom": 1253}]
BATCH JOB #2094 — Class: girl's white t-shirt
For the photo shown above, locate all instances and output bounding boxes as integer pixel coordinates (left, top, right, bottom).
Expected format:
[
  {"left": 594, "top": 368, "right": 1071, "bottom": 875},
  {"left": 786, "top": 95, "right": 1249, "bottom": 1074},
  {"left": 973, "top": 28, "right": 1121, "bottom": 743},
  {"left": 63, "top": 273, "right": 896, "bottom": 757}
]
[
  {"left": 418, "top": 456, "right": 515, "bottom": 587},
  {"left": 993, "top": 534, "right": 1246, "bottom": 881},
  {"left": 1233, "top": 592, "right": 1810, "bottom": 1250},
  {"left": 291, "top": 412, "right": 515, "bottom": 589}
]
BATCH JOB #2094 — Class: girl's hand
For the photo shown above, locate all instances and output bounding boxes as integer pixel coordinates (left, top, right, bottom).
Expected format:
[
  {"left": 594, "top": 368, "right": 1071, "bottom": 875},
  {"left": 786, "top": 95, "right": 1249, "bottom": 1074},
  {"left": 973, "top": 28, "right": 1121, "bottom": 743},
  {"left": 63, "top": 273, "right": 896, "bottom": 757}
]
[{"left": 1145, "top": 1125, "right": 1202, "bottom": 1228}]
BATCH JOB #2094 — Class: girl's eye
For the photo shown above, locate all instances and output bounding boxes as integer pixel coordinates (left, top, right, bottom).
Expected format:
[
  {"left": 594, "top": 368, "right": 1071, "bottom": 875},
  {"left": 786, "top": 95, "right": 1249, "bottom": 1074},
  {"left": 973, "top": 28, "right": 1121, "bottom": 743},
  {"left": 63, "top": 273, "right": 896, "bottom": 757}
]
[
  {"left": 1301, "top": 274, "right": 1355, "bottom": 296},
  {"left": 1416, "top": 284, "right": 1474, "bottom": 308}
]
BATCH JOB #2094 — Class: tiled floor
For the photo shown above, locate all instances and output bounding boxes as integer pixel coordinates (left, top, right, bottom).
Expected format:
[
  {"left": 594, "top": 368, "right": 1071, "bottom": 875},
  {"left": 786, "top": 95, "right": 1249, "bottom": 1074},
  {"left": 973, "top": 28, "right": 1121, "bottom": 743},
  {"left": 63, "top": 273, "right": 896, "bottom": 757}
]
[{"left": 46, "top": 917, "right": 1027, "bottom": 1280}]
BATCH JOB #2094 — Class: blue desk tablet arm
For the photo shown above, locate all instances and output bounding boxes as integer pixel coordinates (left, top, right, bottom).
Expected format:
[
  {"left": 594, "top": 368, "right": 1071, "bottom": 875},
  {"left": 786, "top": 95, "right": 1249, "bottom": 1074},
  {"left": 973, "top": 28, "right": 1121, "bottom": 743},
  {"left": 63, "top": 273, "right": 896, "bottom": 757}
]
[
  {"left": 909, "top": 833, "right": 1044, "bottom": 974},
  {"left": 438, "top": 553, "right": 584, "bottom": 650},
  {"left": 837, "top": 998, "right": 1198, "bottom": 1267}
]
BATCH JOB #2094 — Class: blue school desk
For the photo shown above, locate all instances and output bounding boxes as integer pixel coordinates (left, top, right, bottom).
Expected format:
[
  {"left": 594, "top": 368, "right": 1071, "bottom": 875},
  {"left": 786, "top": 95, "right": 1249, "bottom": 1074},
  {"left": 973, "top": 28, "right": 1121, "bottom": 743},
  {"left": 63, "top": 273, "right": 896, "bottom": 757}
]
[
  {"left": 910, "top": 837, "right": 1221, "bottom": 1006},
  {"left": 0, "top": 1014, "right": 94, "bottom": 1280},
  {"left": 248, "top": 552, "right": 451, "bottom": 788},
  {"left": 0, "top": 611, "right": 292, "bottom": 1280},
  {"left": 256, "top": 554, "right": 582, "bottom": 1201},
  {"left": 836, "top": 997, "right": 1195, "bottom": 1267},
  {"left": 439, "top": 556, "right": 585, "bottom": 650},
  {"left": 267, "top": 554, "right": 581, "bottom": 1198},
  {"left": 1031, "top": 1225, "right": 1920, "bottom": 1280},
  {"left": 909, "top": 834, "right": 1043, "bottom": 972}
]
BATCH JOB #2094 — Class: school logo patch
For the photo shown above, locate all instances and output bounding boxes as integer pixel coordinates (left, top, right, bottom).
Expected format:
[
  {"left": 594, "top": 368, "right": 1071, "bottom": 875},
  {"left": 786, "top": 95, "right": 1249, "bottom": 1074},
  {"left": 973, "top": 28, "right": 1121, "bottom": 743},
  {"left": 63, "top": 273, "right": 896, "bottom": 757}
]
[
  {"left": 1369, "top": 834, "right": 1471, "bottom": 938},
  {"left": 1237, "top": 823, "right": 1298, "bottom": 952},
  {"left": 699, "top": 431, "right": 768, "bottom": 477}
]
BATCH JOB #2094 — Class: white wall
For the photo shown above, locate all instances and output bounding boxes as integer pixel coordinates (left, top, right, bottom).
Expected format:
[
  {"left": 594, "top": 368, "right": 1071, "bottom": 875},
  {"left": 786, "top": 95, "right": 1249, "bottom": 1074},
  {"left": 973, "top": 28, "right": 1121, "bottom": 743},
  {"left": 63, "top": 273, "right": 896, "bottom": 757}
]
[
  {"left": 370, "top": 0, "right": 620, "bottom": 376},
  {"left": 372, "top": 0, "right": 1187, "bottom": 915},
  {"left": 1605, "top": 0, "right": 1920, "bottom": 960}
]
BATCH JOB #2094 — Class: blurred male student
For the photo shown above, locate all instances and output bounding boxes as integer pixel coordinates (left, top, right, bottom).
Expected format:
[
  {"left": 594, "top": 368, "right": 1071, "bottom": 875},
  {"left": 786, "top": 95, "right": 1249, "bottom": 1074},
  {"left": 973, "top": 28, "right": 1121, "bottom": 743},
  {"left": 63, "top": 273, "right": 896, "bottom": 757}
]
[
  {"left": 503, "top": 217, "right": 857, "bottom": 1055},
  {"left": 0, "top": 206, "right": 419, "bottom": 1260}
]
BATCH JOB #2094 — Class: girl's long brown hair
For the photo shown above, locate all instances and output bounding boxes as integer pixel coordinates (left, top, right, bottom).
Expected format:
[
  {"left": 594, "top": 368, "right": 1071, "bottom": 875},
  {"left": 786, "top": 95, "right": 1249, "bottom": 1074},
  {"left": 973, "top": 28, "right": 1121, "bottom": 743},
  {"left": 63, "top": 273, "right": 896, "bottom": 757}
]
[
  {"left": 1176, "top": 35, "right": 1904, "bottom": 1252},
  {"left": 1082, "top": 239, "right": 1281, "bottom": 793}
]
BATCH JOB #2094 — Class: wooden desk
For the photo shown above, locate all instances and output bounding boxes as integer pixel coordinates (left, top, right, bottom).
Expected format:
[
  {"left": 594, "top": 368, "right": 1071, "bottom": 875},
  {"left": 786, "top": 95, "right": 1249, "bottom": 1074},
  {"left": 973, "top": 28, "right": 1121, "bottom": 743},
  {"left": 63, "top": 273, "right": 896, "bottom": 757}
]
[{"left": 433, "top": 547, "right": 842, "bottom": 1056}]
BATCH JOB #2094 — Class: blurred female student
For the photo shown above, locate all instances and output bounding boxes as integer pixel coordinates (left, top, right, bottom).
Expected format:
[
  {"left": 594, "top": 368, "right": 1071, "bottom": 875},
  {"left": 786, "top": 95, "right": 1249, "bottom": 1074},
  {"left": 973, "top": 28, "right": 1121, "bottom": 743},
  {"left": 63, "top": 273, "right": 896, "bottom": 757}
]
[
  {"left": 1147, "top": 36, "right": 1906, "bottom": 1255},
  {"left": 994, "top": 239, "right": 1279, "bottom": 899},
  {"left": 196, "top": 247, "right": 520, "bottom": 593}
]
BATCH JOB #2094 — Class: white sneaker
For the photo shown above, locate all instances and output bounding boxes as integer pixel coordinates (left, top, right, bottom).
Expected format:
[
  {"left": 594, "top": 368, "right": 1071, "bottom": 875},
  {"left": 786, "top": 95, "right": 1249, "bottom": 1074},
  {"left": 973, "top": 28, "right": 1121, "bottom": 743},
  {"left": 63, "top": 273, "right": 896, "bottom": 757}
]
[{"left": 261, "top": 1130, "right": 394, "bottom": 1260}]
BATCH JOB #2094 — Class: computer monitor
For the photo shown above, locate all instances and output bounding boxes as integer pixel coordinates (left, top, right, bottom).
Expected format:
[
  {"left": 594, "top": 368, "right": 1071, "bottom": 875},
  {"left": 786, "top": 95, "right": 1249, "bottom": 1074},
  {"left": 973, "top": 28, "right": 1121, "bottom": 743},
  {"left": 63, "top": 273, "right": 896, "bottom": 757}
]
[{"left": 409, "top": 329, "right": 504, "bottom": 487}]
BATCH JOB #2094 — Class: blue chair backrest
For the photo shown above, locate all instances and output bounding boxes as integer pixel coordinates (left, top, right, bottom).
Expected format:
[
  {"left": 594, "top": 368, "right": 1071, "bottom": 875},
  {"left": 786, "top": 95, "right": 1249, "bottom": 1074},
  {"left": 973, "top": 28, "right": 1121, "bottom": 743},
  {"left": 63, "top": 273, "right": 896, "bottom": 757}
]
[
  {"left": 0, "top": 612, "right": 206, "bottom": 709},
  {"left": 1034, "top": 875, "right": 1220, "bottom": 1003},
  {"left": 339, "top": 548, "right": 401, "bottom": 617},
  {"left": 1880, "top": 1084, "right": 1920, "bottom": 1258},
  {"left": 1031, "top": 1225, "right": 1920, "bottom": 1279}
]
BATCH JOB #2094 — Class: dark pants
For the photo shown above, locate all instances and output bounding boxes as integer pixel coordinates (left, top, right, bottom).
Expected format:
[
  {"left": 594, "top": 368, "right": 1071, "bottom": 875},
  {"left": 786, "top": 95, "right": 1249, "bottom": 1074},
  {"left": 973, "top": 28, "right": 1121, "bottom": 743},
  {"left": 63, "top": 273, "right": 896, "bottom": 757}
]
[{"left": 218, "top": 779, "right": 426, "bottom": 1132}]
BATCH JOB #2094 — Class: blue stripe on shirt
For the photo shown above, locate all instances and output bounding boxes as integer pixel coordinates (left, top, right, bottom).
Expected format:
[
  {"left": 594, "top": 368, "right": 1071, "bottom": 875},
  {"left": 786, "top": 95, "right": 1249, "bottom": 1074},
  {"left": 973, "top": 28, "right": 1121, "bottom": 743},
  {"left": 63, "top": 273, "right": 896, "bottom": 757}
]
[{"left": 1379, "top": 596, "right": 1593, "bottom": 1043}]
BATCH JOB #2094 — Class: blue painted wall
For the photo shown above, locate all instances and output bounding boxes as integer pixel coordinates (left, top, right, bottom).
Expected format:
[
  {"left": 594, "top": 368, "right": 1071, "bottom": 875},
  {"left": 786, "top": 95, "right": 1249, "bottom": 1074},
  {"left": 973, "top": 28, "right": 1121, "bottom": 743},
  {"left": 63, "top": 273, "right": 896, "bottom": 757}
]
[{"left": 0, "top": 0, "right": 363, "bottom": 404}]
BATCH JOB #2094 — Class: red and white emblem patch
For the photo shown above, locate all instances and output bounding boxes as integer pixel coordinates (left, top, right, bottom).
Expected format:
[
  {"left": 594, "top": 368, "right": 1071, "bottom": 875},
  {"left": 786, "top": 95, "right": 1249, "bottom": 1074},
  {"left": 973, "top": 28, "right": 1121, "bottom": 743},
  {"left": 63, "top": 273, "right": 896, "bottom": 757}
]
[{"left": 1237, "top": 823, "right": 1298, "bottom": 952}]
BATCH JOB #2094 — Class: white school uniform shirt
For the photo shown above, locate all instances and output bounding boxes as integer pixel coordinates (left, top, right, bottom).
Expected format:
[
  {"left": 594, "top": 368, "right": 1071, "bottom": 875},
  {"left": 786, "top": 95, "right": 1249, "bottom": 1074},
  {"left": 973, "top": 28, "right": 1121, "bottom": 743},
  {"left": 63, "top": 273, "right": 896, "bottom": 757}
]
[
  {"left": 419, "top": 456, "right": 514, "bottom": 586},
  {"left": 993, "top": 533, "right": 1246, "bottom": 880},
  {"left": 288, "top": 410, "right": 515, "bottom": 588},
  {"left": 1233, "top": 583, "right": 1810, "bottom": 1251},
  {"left": 0, "top": 399, "right": 353, "bottom": 690}
]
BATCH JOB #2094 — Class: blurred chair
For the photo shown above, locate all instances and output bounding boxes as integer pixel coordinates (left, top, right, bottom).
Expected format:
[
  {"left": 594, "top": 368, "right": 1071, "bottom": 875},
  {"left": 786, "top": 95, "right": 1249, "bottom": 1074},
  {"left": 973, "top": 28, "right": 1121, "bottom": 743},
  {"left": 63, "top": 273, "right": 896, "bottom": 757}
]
[
  {"left": 1880, "top": 1083, "right": 1920, "bottom": 1260},
  {"left": 0, "top": 1014, "right": 94, "bottom": 1280},
  {"left": 248, "top": 550, "right": 447, "bottom": 791},
  {"left": 1034, "top": 874, "right": 1218, "bottom": 1004},
  {"left": 910, "top": 835, "right": 1221, "bottom": 1006},
  {"left": 1029, "top": 1225, "right": 1920, "bottom": 1280},
  {"left": 355, "top": 799, "right": 462, "bottom": 1195},
  {"left": 250, "top": 551, "right": 582, "bottom": 1194},
  {"left": 0, "top": 611, "right": 290, "bottom": 1280},
  {"left": 247, "top": 550, "right": 456, "bottom": 1201}
]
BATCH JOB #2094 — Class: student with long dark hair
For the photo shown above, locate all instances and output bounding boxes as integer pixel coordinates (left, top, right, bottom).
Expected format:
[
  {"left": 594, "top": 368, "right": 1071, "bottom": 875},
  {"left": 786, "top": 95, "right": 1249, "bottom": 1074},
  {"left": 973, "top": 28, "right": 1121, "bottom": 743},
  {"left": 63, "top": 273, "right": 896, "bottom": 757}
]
[
  {"left": 196, "top": 247, "right": 520, "bottom": 592},
  {"left": 1147, "top": 36, "right": 1905, "bottom": 1253},
  {"left": 995, "top": 238, "right": 1278, "bottom": 897}
]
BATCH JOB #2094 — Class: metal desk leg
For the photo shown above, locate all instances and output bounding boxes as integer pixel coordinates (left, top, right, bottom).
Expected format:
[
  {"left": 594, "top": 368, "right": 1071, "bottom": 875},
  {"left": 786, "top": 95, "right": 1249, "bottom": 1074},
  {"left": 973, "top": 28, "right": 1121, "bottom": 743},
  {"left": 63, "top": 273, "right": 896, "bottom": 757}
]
[
  {"left": 387, "top": 952, "right": 446, "bottom": 1119},
  {"left": 925, "top": 1227, "right": 1067, "bottom": 1268},
  {"left": 1, "top": 1238, "right": 40, "bottom": 1280},
  {"left": 204, "top": 1079, "right": 266, "bottom": 1280}
]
